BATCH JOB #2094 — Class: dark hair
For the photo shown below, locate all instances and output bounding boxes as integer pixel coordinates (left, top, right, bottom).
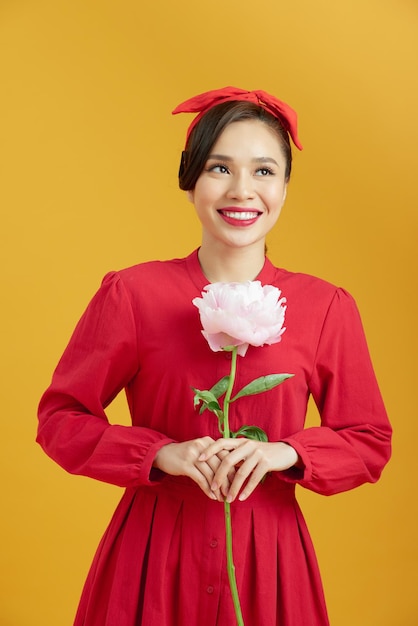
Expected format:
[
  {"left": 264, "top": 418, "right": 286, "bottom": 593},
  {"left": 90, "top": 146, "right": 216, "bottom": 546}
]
[{"left": 178, "top": 101, "right": 292, "bottom": 190}]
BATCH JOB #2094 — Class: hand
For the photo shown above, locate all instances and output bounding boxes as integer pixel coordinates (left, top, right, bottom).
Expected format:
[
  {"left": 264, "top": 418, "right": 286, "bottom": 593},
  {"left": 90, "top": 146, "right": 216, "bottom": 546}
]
[
  {"left": 199, "top": 438, "right": 299, "bottom": 503},
  {"left": 153, "top": 437, "right": 233, "bottom": 502}
]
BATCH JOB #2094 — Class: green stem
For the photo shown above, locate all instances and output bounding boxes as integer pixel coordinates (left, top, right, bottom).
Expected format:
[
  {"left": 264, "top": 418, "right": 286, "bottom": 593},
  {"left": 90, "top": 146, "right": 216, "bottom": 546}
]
[
  {"left": 223, "top": 346, "right": 238, "bottom": 438},
  {"left": 224, "top": 501, "right": 244, "bottom": 626},
  {"left": 222, "top": 346, "right": 244, "bottom": 625}
]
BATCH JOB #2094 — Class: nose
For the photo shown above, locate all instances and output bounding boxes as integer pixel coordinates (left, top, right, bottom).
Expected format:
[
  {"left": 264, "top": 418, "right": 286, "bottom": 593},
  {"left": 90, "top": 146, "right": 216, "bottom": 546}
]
[{"left": 226, "top": 171, "right": 255, "bottom": 201}]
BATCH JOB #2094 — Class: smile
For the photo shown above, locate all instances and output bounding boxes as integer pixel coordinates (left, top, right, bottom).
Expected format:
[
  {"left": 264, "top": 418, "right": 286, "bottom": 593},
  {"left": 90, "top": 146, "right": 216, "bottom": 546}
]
[{"left": 218, "top": 210, "right": 261, "bottom": 221}]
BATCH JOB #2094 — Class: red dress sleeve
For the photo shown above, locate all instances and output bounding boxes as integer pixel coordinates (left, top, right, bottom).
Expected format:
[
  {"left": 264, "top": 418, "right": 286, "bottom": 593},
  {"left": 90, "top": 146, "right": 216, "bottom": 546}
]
[
  {"left": 36, "top": 272, "right": 175, "bottom": 488},
  {"left": 281, "top": 288, "right": 392, "bottom": 495}
]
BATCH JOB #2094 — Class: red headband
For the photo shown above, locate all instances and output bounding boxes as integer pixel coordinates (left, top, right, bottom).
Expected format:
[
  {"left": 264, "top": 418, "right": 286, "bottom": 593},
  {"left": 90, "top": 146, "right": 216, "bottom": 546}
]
[{"left": 172, "top": 86, "right": 303, "bottom": 150}]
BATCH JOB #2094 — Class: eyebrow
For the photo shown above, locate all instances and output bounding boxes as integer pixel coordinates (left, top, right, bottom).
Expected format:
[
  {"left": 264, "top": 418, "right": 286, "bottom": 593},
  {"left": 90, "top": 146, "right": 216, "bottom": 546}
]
[{"left": 207, "top": 153, "right": 279, "bottom": 166}]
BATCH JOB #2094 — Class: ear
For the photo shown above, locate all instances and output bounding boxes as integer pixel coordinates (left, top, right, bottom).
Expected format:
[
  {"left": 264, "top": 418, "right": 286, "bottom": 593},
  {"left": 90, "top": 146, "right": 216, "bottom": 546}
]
[
  {"left": 186, "top": 190, "right": 194, "bottom": 203},
  {"left": 281, "top": 184, "right": 288, "bottom": 206}
]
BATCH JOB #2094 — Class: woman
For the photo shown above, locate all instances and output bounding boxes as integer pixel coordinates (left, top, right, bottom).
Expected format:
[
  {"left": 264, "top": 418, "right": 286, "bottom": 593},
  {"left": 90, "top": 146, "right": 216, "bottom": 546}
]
[{"left": 37, "top": 86, "right": 391, "bottom": 625}]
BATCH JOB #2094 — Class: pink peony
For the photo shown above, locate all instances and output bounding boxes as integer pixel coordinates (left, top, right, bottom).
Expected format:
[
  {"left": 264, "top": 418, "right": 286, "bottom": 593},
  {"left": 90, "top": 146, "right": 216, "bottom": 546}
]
[{"left": 192, "top": 281, "right": 287, "bottom": 357}]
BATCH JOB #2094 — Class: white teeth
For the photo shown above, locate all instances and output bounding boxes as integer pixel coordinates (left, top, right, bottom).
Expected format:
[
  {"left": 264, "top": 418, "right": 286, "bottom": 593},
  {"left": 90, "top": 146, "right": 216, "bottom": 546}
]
[{"left": 222, "top": 211, "right": 259, "bottom": 220}]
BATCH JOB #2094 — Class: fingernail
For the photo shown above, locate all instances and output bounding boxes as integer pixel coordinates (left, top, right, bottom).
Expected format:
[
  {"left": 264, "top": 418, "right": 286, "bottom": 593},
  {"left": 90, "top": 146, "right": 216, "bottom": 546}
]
[
  {"left": 198, "top": 453, "right": 206, "bottom": 461},
  {"left": 211, "top": 482, "right": 218, "bottom": 491},
  {"left": 226, "top": 494, "right": 233, "bottom": 503},
  {"left": 238, "top": 492, "right": 247, "bottom": 501},
  {"left": 209, "top": 492, "right": 217, "bottom": 500}
]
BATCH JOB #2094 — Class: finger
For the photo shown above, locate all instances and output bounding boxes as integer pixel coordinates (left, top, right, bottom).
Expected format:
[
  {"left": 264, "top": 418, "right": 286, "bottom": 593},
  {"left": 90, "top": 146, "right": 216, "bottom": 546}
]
[
  {"left": 236, "top": 462, "right": 269, "bottom": 502},
  {"left": 208, "top": 457, "right": 236, "bottom": 499},
  {"left": 198, "top": 438, "right": 246, "bottom": 461},
  {"left": 224, "top": 455, "right": 261, "bottom": 502},
  {"left": 205, "top": 450, "right": 235, "bottom": 497},
  {"left": 185, "top": 439, "right": 222, "bottom": 500},
  {"left": 203, "top": 455, "right": 226, "bottom": 501},
  {"left": 190, "top": 462, "right": 224, "bottom": 501},
  {"left": 210, "top": 441, "right": 254, "bottom": 488},
  {"left": 215, "top": 443, "right": 270, "bottom": 502},
  {"left": 218, "top": 450, "right": 237, "bottom": 492},
  {"left": 188, "top": 466, "right": 218, "bottom": 500}
]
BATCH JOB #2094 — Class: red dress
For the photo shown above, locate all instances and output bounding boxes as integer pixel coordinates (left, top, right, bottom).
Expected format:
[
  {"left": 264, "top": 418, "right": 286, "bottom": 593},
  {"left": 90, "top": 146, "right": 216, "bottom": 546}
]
[{"left": 37, "top": 250, "right": 391, "bottom": 625}]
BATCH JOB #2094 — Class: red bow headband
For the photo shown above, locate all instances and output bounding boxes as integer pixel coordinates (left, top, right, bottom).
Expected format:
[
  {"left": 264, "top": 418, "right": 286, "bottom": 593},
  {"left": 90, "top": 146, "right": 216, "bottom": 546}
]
[{"left": 172, "top": 86, "right": 303, "bottom": 150}]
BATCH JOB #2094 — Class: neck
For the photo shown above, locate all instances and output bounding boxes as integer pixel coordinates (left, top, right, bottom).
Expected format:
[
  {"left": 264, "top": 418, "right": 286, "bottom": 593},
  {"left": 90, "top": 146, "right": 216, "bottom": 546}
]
[{"left": 198, "top": 241, "right": 266, "bottom": 283}]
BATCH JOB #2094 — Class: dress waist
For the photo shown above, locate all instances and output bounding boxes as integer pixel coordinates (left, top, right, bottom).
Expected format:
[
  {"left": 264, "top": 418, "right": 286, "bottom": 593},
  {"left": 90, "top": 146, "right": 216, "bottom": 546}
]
[{"left": 142, "top": 473, "right": 296, "bottom": 508}]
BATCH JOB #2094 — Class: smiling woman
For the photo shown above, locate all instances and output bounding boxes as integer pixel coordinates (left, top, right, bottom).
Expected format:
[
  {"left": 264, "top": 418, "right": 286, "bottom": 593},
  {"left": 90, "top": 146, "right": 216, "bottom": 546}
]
[
  {"left": 188, "top": 120, "right": 289, "bottom": 273},
  {"left": 36, "top": 86, "right": 392, "bottom": 626}
]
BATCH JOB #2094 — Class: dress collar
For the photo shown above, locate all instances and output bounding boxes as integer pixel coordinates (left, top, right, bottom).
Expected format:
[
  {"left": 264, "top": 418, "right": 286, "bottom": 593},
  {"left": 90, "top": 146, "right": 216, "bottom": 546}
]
[{"left": 185, "top": 248, "right": 277, "bottom": 291}]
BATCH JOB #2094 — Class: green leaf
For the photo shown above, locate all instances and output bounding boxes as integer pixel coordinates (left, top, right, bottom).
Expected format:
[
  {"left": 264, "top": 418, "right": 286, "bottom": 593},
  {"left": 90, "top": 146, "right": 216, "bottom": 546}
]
[
  {"left": 207, "top": 401, "right": 224, "bottom": 416},
  {"left": 192, "top": 388, "right": 220, "bottom": 409},
  {"left": 192, "top": 376, "right": 229, "bottom": 415},
  {"left": 192, "top": 388, "right": 224, "bottom": 420},
  {"left": 209, "top": 375, "right": 230, "bottom": 399},
  {"left": 231, "top": 425, "right": 269, "bottom": 442},
  {"left": 230, "top": 373, "right": 294, "bottom": 402}
]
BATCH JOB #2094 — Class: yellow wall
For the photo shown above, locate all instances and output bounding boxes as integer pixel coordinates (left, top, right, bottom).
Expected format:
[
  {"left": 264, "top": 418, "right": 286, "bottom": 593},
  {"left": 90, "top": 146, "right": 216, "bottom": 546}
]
[{"left": 1, "top": 1, "right": 416, "bottom": 624}]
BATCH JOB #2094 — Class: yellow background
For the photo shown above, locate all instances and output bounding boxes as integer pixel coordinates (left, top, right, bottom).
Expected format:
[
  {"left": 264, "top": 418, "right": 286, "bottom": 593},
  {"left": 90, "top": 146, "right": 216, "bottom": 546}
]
[{"left": 1, "top": 1, "right": 417, "bottom": 624}]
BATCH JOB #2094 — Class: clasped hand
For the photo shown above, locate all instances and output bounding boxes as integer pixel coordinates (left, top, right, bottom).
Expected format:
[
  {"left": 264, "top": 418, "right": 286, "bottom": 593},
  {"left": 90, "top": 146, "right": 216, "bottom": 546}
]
[{"left": 153, "top": 437, "right": 299, "bottom": 503}]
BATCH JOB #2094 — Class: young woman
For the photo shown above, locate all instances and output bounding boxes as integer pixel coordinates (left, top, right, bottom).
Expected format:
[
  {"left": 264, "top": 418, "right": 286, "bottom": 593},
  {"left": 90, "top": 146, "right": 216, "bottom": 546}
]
[{"left": 37, "top": 86, "right": 392, "bottom": 625}]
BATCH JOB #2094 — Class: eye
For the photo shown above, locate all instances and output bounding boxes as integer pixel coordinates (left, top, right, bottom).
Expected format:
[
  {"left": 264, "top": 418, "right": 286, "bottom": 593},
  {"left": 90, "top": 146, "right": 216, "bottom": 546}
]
[
  {"left": 207, "top": 163, "right": 230, "bottom": 174},
  {"left": 255, "top": 167, "right": 275, "bottom": 176}
]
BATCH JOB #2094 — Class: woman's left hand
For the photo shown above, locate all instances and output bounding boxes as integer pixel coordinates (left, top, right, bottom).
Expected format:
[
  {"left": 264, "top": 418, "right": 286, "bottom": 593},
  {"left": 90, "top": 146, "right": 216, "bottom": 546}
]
[{"left": 198, "top": 439, "right": 299, "bottom": 503}]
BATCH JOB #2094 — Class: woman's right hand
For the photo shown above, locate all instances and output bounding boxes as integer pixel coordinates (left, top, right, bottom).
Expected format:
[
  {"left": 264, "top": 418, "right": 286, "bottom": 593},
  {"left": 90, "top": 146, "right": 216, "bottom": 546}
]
[{"left": 153, "top": 437, "right": 233, "bottom": 501}]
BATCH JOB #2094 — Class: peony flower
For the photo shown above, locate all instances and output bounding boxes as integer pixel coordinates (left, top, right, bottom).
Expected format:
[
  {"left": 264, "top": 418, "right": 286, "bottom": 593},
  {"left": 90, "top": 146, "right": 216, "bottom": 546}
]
[
  {"left": 192, "top": 281, "right": 287, "bottom": 356},
  {"left": 192, "top": 280, "right": 293, "bottom": 626}
]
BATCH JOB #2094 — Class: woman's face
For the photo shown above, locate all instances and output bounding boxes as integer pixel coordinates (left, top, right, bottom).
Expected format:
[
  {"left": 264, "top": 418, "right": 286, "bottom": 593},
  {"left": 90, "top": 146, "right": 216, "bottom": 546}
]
[{"left": 188, "top": 119, "right": 288, "bottom": 253}]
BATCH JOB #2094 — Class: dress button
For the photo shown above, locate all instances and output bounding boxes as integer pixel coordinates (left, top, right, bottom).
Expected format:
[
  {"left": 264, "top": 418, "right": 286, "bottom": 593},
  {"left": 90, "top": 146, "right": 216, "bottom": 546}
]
[
  {"left": 210, "top": 539, "right": 218, "bottom": 548},
  {"left": 207, "top": 586, "right": 214, "bottom": 594}
]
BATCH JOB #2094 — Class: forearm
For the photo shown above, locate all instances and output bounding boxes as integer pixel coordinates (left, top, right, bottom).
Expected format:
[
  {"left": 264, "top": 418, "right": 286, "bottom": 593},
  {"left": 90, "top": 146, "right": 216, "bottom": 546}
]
[
  {"left": 37, "top": 400, "right": 175, "bottom": 488},
  {"left": 280, "top": 423, "right": 392, "bottom": 495}
]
